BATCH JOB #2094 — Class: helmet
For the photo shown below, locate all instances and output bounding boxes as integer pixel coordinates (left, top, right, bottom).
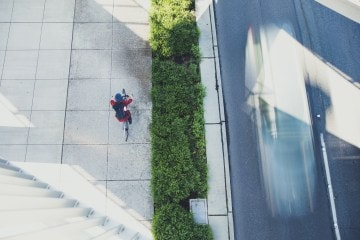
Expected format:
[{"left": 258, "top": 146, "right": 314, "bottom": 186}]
[{"left": 115, "top": 93, "right": 123, "bottom": 102}]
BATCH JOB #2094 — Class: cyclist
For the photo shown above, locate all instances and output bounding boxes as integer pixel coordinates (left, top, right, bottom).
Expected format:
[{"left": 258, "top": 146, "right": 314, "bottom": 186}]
[{"left": 110, "top": 93, "right": 133, "bottom": 124}]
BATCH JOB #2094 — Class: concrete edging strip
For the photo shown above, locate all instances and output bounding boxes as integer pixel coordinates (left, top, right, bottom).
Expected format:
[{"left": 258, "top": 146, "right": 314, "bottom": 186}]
[{"left": 196, "top": 0, "right": 235, "bottom": 239}]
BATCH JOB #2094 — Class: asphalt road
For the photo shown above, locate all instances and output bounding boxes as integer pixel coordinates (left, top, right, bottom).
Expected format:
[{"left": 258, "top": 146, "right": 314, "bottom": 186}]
[{"left": 213, "top": 0, "right": 360, "bottom": 239}]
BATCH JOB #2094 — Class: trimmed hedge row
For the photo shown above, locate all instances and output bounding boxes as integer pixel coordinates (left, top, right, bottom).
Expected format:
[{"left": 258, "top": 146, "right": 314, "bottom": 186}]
[
  {"left": 151, "top": 60, "right": 207, "bottom": 205},
  {"left": 150, "top": 0, "right": 213, "bottom": 239},
  {"left": 150, "top": 1, "right": 198, "bottom": 58},
  {"left": 152, "top": 204, "right": 213, "bottom": 240}
]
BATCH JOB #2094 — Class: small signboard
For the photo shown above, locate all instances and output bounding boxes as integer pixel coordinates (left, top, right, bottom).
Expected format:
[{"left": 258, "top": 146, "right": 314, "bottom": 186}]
[{"left": 190, "top": 199, "right": 208, "bottom": 224}]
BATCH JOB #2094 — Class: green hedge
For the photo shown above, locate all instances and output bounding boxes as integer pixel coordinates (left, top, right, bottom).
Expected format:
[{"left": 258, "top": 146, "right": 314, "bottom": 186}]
[
  {"left": 150, "top": 0, "right": 213, "bottom": 239},
  {"left": 150, "top": 2, "right": 199, "bottom": 58},
  {"left": 151, "top": 60, "right": 207, "bottom": 206},
  {"left": 152, "top": 204, "right": 213, "bottom": 240}
]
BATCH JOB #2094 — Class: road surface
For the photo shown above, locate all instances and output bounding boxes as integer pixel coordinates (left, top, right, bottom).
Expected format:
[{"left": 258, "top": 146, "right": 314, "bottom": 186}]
[{"left": 213, "top": 0, "right": 360, "bottom": 239}]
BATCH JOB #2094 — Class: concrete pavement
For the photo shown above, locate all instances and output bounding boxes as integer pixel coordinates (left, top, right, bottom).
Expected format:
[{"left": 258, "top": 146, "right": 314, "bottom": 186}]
[
  {"left": 0, "top": 0, "right": 233, "bottom": 239},
  {"left": 0, "top": 0, "right": 153, "bottom": 232},
  {"left": 196, "top": 0, "right": 234, "bottom": 239}
]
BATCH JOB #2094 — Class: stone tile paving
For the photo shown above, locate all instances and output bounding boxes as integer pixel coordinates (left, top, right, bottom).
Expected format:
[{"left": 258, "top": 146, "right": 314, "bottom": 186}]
[{"left": 0, "top": 0, "right": 153, "bottom": 225}]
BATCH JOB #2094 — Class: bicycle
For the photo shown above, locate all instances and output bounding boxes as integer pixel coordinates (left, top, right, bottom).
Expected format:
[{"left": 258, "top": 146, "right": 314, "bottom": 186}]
[
  {"left": 111, "top": 89, "right": 132, "bottom": 141},
  {"left": 121, "top": 88, "right": 130, "bottom": 141}
]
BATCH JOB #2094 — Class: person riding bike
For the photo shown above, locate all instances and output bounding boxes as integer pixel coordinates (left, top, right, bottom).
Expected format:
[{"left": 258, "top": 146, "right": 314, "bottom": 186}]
[{"left": 110, "top": 93, "right": 133, "bottom": 124}]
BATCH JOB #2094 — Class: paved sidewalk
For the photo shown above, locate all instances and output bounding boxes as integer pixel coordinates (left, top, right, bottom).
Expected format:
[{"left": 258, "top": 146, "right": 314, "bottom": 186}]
[
  {"left": 0, "top": 0, "right": 153, "bottom": 231},
  {"left": 0, "top": 0, "right": 231, "bottom": 239},
  {"left": 196, "top": 0, "right": 234, "bottom": 239}
]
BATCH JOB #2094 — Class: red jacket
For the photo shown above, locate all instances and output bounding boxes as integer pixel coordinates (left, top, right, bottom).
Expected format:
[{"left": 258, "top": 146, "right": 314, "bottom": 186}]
[
  {"left": 110, "top": 98, "right": 133, "bottom": 107},
  {"left": 110, "top": 98, "right": 133, "bottom": 122}
]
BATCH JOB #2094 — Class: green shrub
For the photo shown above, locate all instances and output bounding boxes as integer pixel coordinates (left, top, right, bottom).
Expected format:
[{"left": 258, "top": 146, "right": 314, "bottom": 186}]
[
  {"left": 151, "top": 0, "right": 193, "bottom": 9},
  {"left": 152, "top": 204, "right": 214, "bottom": 240},
  {"left": 151, "top": 116, "right": 201, "bottom": 205},
  {"left": 151, "top": 59, "right": 202, "bottom": 116},
  {"left": 189, "top": 109, "right": 208, "bottom": 197},
  {"left": 151, "top": 58, "right": 200, "bottom": 85},
  {"left": 150, "top": 4, "right": 199, "bottom": 58},
  {"left": 151, "top": 58, "right": 208, "bottom": 204},
  {"left": 150, "top": 0, "right": 212, "bottom": 238},
  {"left": 191, "top": 45, "right": 202, "bottom": 64}
]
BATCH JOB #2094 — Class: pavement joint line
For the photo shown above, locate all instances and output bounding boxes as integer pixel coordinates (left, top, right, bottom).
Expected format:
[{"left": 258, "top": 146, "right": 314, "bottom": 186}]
[
  {"left": 60, "top": 0, "right": 77, "bottom": 165},
  {"left": 71, "top": 48, "right": 114, "bottom": 50},
  {"left": 73, "top": 21, "right": 113, "bottom": 23},
  {"left": 82, "top": 179, "right": 152, "bottom": 182},
  {"left": 5, "top": 49, "right": 72, "bottom": 51},
  {"left": 18, "top": 110, "right": 67, "bottom": 112},
  {"left": 66, "top": 110, "right": 116, "bottom": 112},
  {"left": 73, "top": 22, "right": 149, "bottom": 25},
  {"left": 68, "top": 77, "right": 151, "bottom": 80},
  {"left": 2, "top": 78, "right": 68, "bottom": 80},
  {"left": 106, "top": 110, "right": 110, "bottom": 199},
  {"left": 106, "top": 0, "right": 116, "bottom": 198},
  {"left": 61, "top": 143, "right": 151, "bottom": 145},
  {"left": 0, "top": 6, "right": 13, "bottom": 84},
  {"left": 24, "top": 0, "right": 47, "bottom": 163},
  {"left": 71, "top": 48, "right": 150, "bottom": 50},
  {"left": 0, "top": 22, "right": 73, "bottom": 24},
  {"left": 106, "top": 179, "right": 151, "bottom": 182}
]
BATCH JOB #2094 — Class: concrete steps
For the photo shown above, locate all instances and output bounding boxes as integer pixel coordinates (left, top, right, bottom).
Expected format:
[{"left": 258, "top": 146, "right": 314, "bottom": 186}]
[
  {"left": 0, "top": 196, "right": 77, "bottom": 210},
  {"left": 0, "top": 183, "right": 63, "bottom": 197},
  {"left": 0, "top": 208, "right": 93, "bottom": 226},
  {"left": 0, "top": 159, "right": 150, "bottom": 240},
  {"left": 3, "top": 217, "right": 107, "bottom": 240},
  {"left": 90, "top": 226, "right": 122, "bottom": 240},
  {"left": 0, "top": 167, "right": 35, "bottom": 180},
  {"left": 0, "top": 175, "right": 48, "bottom": 188},
  {"left": 0, "top": 163, "right": 24, "bottom": 173},
  {"left": 111, "top": 226, "right": 140, "bottom": 240}
]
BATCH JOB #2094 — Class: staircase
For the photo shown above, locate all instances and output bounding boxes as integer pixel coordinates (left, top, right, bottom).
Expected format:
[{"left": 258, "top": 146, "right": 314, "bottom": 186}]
[{"left": 0, "top": 158, "right": 150, "bottom": 240}]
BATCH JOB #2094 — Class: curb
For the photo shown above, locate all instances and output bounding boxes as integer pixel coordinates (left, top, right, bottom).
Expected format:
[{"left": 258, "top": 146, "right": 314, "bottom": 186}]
[{"left": 196, "top": 0, "right": 234, "bottom": 239}]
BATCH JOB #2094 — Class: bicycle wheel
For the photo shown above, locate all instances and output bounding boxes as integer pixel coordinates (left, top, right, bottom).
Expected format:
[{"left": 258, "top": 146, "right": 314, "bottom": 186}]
[{"left": 123, "top": 121, "right": 129, "bottom": 141}]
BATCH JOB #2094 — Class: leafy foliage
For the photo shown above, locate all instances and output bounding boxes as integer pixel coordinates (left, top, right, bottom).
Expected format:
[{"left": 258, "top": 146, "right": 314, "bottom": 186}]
[
  {"left": 150, "top": 0, "right": 212, "bottom": 239},
  {"left": 150, "top": 3, "right": 199, "bottom": 58},
  {"left": 152, "top": 204, "right": 214, "bottom": 240}
]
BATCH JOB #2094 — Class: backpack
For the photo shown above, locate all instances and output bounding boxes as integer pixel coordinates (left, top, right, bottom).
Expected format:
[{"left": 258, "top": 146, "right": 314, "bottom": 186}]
[{"left": 113, "top": 102, "right": 126, "bottom": 119}]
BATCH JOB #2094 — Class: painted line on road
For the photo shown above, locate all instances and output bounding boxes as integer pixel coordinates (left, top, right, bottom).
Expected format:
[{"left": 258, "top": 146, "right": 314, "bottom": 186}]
[{"left": 320, "top": 133, "right": 341, "bottom": 240}]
